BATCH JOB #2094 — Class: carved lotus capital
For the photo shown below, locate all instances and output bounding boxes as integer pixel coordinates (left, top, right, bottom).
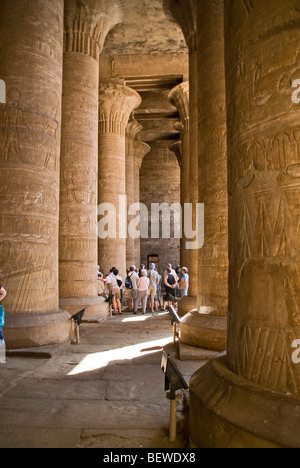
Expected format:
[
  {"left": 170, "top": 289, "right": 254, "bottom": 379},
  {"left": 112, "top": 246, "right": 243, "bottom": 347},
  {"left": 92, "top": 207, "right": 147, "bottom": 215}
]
[
  {"left": 99, "top": 82, "right": 142, "bottom": 135},
  {"left": 133, "top": 141, "right": 151, "bottom": 169},
  {"left": 169, "top": 81, "right": 189, "bottom": 125},
  {"left": 64, "top": 0, "right": 124, "bottom": 58},
  {"left": 169, "top": 140, "right": 183, "bottom": 168}
]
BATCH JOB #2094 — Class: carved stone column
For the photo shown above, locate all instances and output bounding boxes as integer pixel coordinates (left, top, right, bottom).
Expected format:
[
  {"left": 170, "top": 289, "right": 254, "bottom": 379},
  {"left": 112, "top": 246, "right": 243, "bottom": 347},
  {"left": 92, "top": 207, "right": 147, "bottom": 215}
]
[
  {"left": 0, "top": 0, "right": 70, "bottom": 348},
  {"left": 133, "top": 140, "right": 151, "bottom": 267},
  {"left": 166, "top": 0, "right": 228, "bottom": 348},
  {"left": 59, "top": 0, "right": 124, "bottom": 319},
  {"left": 164, "top": 1, "right": 198, "bottom": 318},
  {"left": 126, "top": 119, "right": 142, "bottom": 268},
  {"left": 98, "top": 82, "right": 141, "bottom": 279},
  {"left": 169, "top": 83, "right": 190, "bottom": 271},
  {"left": 169, "top": 140, "right": 184, "bottom": 265},
  {"left": 196, "top": 0, "right": 228, "bottom": 320},
  {"left": 190, "top": 0, "right": 300, "bottom": 448}
]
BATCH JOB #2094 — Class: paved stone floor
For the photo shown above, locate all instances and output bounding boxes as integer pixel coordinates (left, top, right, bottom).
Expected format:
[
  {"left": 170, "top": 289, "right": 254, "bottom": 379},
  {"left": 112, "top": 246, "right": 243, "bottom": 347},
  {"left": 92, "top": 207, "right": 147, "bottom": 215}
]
[{"left": 0, "top": 310, "right": 206, "bottom": 448}]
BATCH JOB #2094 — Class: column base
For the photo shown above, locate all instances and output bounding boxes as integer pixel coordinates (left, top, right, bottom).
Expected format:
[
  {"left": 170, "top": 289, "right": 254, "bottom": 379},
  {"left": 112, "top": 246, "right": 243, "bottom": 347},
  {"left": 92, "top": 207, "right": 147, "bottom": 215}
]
[
  {"left": 179, "top": 342, "right": 219, "bottom": 361},
  {"left": 4, "top": 309, "right": 71, "bottom": 349},
  {"left": 180, "top": 309, "right": 227, "bottom": 352},
  {"left": 59, "top": 296, "right": 109, "bottom": 321},
  {"left": 189, "top": 355, "right": 300, "bottom": 448},
  {"left": 177, "top": 295, "right": 197, "bottom": 317}
]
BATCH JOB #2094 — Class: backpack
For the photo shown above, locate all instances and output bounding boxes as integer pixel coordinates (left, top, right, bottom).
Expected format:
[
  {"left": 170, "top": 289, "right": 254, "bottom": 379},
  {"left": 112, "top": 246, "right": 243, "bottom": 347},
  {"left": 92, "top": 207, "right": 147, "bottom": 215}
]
[{"left": 125, "top": 275, "right": 133, "bottom": 290}]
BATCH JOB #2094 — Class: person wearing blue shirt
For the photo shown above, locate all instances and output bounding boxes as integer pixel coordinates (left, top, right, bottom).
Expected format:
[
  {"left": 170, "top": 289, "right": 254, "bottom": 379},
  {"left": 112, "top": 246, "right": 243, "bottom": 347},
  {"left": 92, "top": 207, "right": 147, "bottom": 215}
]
[
  {"left": 0, "top": 286, "right": 7, "bottom": 364},
  {"left": 178, "top": 267, "right": 189, "bottom": 298}
]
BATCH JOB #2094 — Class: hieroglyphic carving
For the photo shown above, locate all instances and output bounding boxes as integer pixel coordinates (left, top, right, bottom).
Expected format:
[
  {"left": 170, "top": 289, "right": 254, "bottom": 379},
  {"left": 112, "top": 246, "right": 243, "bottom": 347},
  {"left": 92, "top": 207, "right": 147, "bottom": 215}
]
[
  {"left": 60, "top": 1, "right": 124, "bottom": 300},
  {"left": 0, "top": 0, "right": 64, "bottom": 325},
  {"left": 226, "top": 0, "right": 300, "bottom": 395},
  {"left": 0, "top": 88, "right": 28, "bottom": 163},
  {"left": 196, "top": 0, "right": 228, "bottom": 318},
  {"left": 241, "top": 0, "right": 268, "bottom": 15},
  {"left": 169, "top": 82, "right": 190, "bottom": 269},
  {"left": 98, "top": 83, "right": 141, "bottom": 277},
  {"left": 126, "top": 119, "right": 143, "bottom": 267},
  {"left": 62, "top": 161, "right": 96, "bottom": 205}
]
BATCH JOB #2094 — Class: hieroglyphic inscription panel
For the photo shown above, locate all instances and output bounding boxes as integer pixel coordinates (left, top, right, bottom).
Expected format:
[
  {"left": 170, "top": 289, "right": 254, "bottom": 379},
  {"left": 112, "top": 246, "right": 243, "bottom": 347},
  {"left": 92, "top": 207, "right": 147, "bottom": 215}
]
[
  {"left": 225, "top": 0, "right": 300, "bottom": 394},
  {"left": 0, "top": 0, "right": 63, "bottom": 313},
  {"left": 59, "top": 53, "right": 98, "bottom": 298}
]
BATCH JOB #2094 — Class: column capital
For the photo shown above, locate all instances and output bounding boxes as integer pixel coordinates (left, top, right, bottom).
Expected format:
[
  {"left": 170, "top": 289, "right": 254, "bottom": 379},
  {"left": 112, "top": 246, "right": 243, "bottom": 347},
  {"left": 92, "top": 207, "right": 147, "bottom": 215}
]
[
  {"left": 163, "top": 0, "right": 197, "bottom": 51},
  {"left": 133, "top": 141, "right": 151, "bottom": 169},
  {"left": 169, "top": 140, "right": 182, "bottom": 168},
  {"left": 126, "top": 119, "right": 143, "bottom": 155},
  {"left": 99, "top": 82, "right": 142, "bottom": 136},
  {"left": 64, "top": 0, "right": 124, "bottom": 59},
  {"left": 169, "top": 81, "right": 189, "bottom": 129}
]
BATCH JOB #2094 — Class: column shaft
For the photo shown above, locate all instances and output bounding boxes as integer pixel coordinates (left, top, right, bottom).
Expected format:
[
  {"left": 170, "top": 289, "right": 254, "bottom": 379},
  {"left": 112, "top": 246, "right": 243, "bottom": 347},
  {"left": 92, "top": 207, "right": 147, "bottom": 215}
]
[
  {"left": 188, "top": 33, "right": 199, "bottom": 300},
  {"left": 0, "top": 0, "right": 69, "bottom": 348},
  {"left": 163, "top": 0, "right": 199, "bottom": 317},
  {"left": 169, "top": 140, "right": 184, "bottom": 266},
  {"left": 197, "top": 0, "right": 228, "bottom": 318},
  {"left": 169, "top": 83, "right": 190, "bottom": 271},
  {"left": 126, "top": 120, "right": 142, "bottom": 268},
  {"left": 226, "top": 0, "right": 300, "bottom": 394},
  {"left": 59, "top": 0, "right": 124, "bottom": 318},
  {"left": 190, "top": 0, "right": 300, "bottom": 449},
  {"left": 60, "top": 52, "right": 99, "bottom": 299},
  {"left": 98, "top": 82, "right": 141, "bottom": 279},
  {"left": 133, "top": 140, "right": 151, "bottom": 267}
]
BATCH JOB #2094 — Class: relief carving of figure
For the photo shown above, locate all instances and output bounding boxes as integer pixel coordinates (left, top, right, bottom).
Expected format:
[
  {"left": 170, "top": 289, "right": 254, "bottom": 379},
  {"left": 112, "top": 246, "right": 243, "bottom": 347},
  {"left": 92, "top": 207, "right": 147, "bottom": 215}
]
[{"left": 0, "top": 88, "right": 29, "bottom": 163}]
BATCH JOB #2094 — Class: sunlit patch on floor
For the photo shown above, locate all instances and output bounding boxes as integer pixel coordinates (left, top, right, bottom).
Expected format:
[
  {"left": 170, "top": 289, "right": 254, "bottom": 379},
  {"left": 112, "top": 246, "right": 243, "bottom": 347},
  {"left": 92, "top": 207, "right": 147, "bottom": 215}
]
[{"left": 67, "top": 336, "right": 173, "bottom": 376}]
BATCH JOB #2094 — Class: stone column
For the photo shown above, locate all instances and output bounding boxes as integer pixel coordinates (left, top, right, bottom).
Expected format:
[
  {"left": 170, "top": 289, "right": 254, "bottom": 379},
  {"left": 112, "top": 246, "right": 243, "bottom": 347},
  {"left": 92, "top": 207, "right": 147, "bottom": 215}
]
[
  {"left": 169, "top": 83, "right": 189, "bottom": 270},
  {"left": 164, "top": 1, "right": 199, "bottom": 318},
  {"left": 169, "top": 140, "right": 183, "bottom": 265},
  {"left": 196, "top": 0, "right": 228, "bottom": 320},
  {"left": 98, "top": 82, "right": 141, "bottom": 279},
  {"left": 133, "top": 140, "right": 151, "bottom": 267},
  {"left": 178, "top": 0, "right": 228, "bottom": 349},
  {"left": 0, "top": 0, "right": 70, "bottom": 348},
  {"left": 59, "top": 0, "right": 124, "bottom": 319},
  {"left": 190, "top": 0, "right": 300, "bottom": 448},
  {"left": 126, "top": 119, "right": 142, "bottom": 268}
]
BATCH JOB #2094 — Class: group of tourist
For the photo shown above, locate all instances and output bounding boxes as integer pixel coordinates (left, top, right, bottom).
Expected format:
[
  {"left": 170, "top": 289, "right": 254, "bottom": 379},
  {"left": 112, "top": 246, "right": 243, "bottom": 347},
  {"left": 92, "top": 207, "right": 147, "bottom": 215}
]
[{"left": 98, "top": 262, "right": 189, "bottom": 316}]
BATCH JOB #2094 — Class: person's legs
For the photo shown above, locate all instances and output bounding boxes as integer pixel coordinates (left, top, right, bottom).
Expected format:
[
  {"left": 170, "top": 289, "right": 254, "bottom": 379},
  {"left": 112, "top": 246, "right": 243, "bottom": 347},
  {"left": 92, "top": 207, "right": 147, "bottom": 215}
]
[
  {"left": 141, "top": 292, "right": 148, "bottom": 314},
  {"left": 115, "top": 289, "right": 122, "bottom": 314},
  {"left": 112, "top": 298, "right": 117, "bottom": 314},
  {"left": 149, "top": 286, "right": 155, "bottom": 311},
  {"left": 134, "top": 290, "right": 141, "bottom": 314},
  {"left": 181, "top": 289, "right": 188, "bottom": 298}
]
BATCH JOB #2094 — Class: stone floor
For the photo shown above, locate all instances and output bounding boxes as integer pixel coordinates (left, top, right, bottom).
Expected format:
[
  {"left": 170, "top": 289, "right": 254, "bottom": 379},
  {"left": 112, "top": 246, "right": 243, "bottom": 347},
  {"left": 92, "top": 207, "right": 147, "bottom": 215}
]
[{"left": 0, "top": 310, "right": 207, "bottom": 448}]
